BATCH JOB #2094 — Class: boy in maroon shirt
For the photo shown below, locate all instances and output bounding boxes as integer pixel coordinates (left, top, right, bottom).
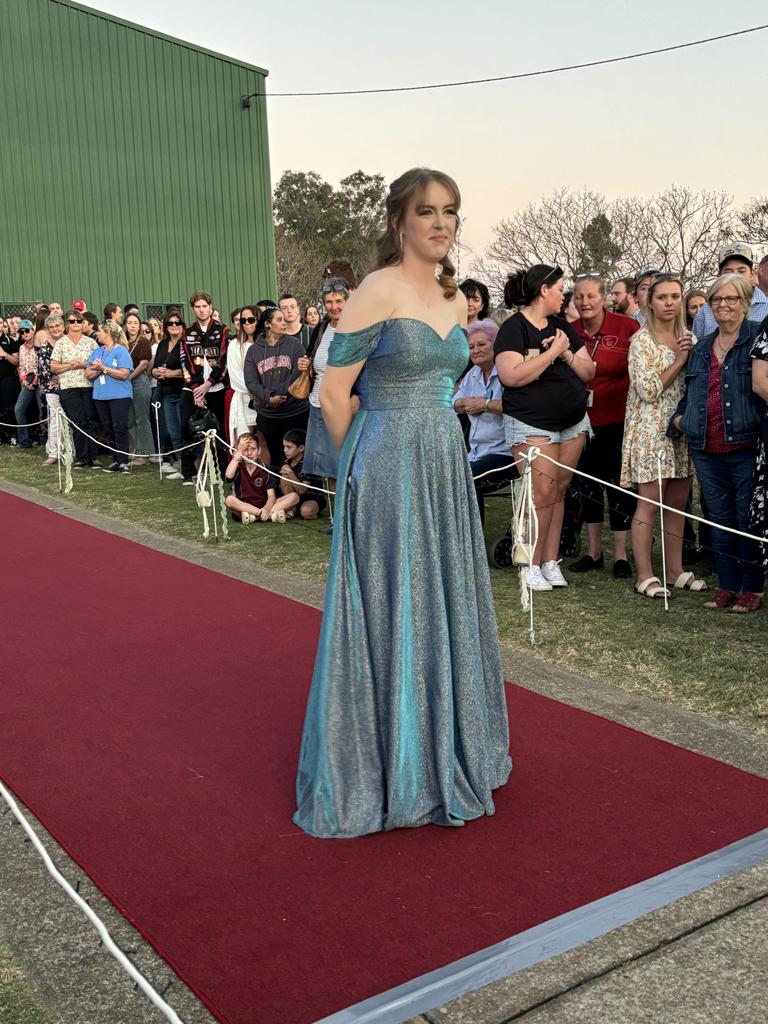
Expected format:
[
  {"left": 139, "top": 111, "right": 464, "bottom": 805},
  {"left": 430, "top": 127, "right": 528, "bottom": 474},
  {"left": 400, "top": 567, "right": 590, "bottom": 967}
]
[{"left": 224, "top": 432, "right": 276, "bottom": 523}]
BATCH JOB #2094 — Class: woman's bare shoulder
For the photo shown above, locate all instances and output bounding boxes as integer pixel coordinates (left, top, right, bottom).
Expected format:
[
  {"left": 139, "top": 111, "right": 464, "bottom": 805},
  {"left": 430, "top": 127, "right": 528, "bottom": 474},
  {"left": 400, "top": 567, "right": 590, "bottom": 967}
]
[{"left": 336, "top": 269, "right": 402, "bottom": 332}]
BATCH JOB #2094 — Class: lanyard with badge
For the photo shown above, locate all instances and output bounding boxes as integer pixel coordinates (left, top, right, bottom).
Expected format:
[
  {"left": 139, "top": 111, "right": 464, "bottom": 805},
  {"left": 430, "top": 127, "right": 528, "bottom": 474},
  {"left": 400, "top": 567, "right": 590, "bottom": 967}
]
[
  {"left": 585, "top": 334, "right": 602, "bottom": 407},
  {"left": 98, "top": 346, "right": 119, "bottom": 386}
]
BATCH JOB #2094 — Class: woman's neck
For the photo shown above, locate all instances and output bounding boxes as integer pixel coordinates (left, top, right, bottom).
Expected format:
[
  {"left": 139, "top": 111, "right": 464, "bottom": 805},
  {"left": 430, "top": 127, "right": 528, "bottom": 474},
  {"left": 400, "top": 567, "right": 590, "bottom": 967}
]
[
  {"left": 399, "top": 252, "right": 442, "bottom": 300},
  {"left": 581, "top": 311, "right": 604, "bottom": 335},
  {"left": 716, "top": 322, "right": 740, "bottom": 341},
  {"left": 102, "top": 339, "right": 113, "bottom": 350},
  {"left": 266, "top": 333, "right": 281, "bottom": 346},
  {"left": 523, "top": 300, "right": 550, "bottom": 327}
]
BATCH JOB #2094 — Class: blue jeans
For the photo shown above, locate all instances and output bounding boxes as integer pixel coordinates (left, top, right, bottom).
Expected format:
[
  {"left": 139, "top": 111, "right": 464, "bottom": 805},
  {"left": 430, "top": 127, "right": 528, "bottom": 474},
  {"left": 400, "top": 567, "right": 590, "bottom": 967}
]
[
  {"left": 691, "top": 447, "right": 764, "bottom": 593},
  {"left": 160, "top": 392, "right": 183, "bottom": 454},
  {"left": 14, "top": 386, "right": 41, "bottom": 446}
]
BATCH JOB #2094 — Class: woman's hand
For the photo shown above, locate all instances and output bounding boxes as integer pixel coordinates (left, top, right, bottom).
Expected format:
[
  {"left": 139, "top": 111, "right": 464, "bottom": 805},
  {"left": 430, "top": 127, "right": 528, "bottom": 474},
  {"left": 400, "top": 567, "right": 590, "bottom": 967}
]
[
  {"left": 297, "top": 356, "right": 310, "bottom": 372},
  {"left": 674, "top": 332, "right": 694, "bottom": 363},
  {"left": 541, "top": 329, "right": 570, "bottom": 359}
]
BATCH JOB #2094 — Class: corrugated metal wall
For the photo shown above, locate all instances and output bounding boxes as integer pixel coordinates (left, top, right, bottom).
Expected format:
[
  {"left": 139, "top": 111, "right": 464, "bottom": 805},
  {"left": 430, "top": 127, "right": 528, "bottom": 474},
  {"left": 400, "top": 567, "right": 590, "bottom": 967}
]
[{"left": 0, "top": 0, "right": 276, "bottom": 319}]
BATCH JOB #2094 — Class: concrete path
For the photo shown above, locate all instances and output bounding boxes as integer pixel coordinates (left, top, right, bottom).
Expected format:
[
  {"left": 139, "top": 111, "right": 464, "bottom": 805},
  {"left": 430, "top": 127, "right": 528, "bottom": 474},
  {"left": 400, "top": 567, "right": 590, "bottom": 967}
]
[{"left": 2, "top": 478, "right": 767, "bottom": 1024}]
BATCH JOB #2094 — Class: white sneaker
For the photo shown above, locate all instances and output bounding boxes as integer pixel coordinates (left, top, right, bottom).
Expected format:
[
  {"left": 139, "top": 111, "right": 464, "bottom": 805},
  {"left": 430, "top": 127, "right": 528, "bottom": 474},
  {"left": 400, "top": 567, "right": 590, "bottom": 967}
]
[
  {"left": 541, "top": 560, "right": 568, "bottom": 587},
  {"left": 524, "top": 565, "right": 553, "bottom": 591},
  {"left": 165, "top": 470, "right": 183, "bottom": 480},
  {"left": 160, "top": 462, "right": 177, "bottom": 475}
]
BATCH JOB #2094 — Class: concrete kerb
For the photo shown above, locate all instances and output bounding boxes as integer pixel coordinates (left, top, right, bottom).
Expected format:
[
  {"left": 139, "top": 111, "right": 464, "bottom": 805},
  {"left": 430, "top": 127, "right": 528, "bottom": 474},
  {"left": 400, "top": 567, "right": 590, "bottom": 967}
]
[{"left": 2, "top": 477, "right": 768, "bottom": 1024}]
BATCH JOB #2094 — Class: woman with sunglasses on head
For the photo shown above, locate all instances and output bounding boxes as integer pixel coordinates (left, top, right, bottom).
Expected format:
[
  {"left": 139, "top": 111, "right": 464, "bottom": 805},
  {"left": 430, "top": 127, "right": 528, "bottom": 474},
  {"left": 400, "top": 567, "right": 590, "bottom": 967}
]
[
  {"left": 225, "top": 305, "right": 259, "bottom": 447},
  {"left": 85, "top": 320, "right": 134, "bottom": 473},
  {"left": 50, "top": 310, "right": 99, "bottom": 467},
  {"left": 494, "top": 265, "right": 596, "bottom": 592},
  {"left": 621, "top": 274, "right": 705, "bottom": 599},
  {"left": 303, "top": 278, "right": 354, "bottom": 490},
  {"left": 152, "top": 312, "right": 187, "bottom": 479},
  {"left": 671, "top": 274, "right": 764, "bottom": 611},
  {"left": 243, "top": 307, "right": 310, "bottom": 469}
]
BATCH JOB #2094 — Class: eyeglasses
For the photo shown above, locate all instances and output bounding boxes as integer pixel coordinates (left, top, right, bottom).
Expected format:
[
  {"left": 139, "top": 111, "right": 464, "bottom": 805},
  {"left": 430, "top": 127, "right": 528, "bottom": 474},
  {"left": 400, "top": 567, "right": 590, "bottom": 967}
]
[
  {"left": 166, "top": 320, "right": 182, "bottom": 327},
  {"left": 67, "top": 318, "right": 83, "bottom": 324},
  {"left": 18, "top": 328, "right": 31, "bottom": 335},
  {"left": 710, "top": 296, "right": 740, "bottom": 307},
  {"left": 240, "top": 316, "right": 257, "bottom": 325}
]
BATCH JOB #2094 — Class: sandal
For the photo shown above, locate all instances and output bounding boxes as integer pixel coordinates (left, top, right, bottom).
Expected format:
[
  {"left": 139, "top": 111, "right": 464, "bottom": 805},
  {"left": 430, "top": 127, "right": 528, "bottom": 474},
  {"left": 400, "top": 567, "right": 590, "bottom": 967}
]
[
  {"left": 271, "top": 509, "right": 286, "bottom": 524},
  {"left": 672, "top": 571, "right": 708, "bottom": 592},
  {"left": 635, "top": 576, "right": 670, "bottom": 600},
  {"left": 703, "top": 588, "right": 737, "bottom": 610},
  {"left": 240, "top": 510, "right": 257, "bottom": 524},
  {"left": 731, "top": 591, "right": 763, "bottom": 614}
]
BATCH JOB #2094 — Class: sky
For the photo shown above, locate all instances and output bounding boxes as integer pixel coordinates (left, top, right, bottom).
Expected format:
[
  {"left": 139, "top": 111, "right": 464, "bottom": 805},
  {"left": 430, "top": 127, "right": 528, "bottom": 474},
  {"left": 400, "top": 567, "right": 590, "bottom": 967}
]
[{"left": 83, "top": 0, "right": 768, "bottom": 261}]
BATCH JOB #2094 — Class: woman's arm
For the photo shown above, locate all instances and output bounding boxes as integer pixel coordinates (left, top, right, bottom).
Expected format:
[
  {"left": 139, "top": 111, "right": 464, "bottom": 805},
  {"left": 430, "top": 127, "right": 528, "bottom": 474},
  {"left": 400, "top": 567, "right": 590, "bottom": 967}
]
[
  {"left": 130, "top": 359, "right": 149, "bottom": 381},
  {"left": 569, "top": 346, "right": 596, "bottom": 383},
  {"left": 495, "top": 336, "right": 569, "bottom": 388},
  {"left": 752, "top": 360, "right": 768, "bottom": 402}
]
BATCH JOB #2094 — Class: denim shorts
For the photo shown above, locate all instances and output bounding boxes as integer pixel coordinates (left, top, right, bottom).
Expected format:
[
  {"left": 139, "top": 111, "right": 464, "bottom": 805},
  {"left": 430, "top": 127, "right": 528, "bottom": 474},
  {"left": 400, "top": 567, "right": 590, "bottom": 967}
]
[{"left": 504, "top": 413, "right": 592, "bottom": 447}]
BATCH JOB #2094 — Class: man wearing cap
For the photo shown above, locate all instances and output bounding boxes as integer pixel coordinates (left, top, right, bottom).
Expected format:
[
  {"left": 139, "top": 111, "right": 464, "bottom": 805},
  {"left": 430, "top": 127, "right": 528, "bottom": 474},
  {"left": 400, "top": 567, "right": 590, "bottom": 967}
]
[
  {"left": 72, "top": 300, "right": 87, "bottom": 314},
  {"left": 631, "top": 268, "right": 660, "bottom": 326},
  {"left": 692, "top": 243, "right": 768, "bottom": 339}
]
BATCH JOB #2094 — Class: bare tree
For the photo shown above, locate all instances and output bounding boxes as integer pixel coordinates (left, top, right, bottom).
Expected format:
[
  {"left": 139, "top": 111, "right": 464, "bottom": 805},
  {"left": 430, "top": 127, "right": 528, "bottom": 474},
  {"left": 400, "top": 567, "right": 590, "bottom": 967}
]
[
  {"left": 475, "top": 186, "right": 735, "bottom": 295},
  {"left": 737, "top": 197, "right": 768, "bottom": 248}
]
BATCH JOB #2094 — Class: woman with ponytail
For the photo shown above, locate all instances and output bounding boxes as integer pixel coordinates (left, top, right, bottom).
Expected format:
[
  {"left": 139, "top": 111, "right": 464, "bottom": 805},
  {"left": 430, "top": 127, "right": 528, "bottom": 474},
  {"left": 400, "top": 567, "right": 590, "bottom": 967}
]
[
  {"left": 293, "top": 168, "right": 512, "bottom": 839},
  {"left": 494, "top": 265, "right": 596, "bottom": 591}
]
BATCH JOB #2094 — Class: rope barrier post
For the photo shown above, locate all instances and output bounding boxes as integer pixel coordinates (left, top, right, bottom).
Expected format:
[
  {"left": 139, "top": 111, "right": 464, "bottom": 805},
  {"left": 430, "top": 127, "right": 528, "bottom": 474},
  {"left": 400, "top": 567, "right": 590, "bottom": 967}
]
[
  {"left": 152, "top": 401, "right": 163, "bottom": 482},
  {"left": 656, "top": 451, "right": 670, "bottom": 612},
  {"left": 525, "top": 449, "right": 538, "bottom": 645},
  {"left": 324, "top": 477, "right": 334, "bottom": 526}
]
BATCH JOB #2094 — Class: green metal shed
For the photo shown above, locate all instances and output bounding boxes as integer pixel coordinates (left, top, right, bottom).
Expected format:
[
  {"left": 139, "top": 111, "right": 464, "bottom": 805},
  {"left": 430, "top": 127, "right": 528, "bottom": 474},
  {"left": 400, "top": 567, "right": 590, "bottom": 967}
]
[{"left": 0, "top": 0, "right": 275, "bottom": 323}]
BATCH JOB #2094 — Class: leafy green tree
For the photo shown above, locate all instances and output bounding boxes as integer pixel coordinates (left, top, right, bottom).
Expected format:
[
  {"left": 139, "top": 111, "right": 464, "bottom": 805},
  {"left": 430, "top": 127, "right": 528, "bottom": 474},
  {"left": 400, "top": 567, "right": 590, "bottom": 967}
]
[{"left": 272, "top": 170, "right": 386, "bottom": 305}]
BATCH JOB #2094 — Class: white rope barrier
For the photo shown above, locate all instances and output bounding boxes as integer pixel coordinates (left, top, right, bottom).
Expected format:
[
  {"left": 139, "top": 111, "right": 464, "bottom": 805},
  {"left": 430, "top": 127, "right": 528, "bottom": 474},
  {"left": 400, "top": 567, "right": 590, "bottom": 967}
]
[
  {"left": 4, "top": 409, "right": 766, "bottom": 550},
  {"left": 0, "top": 780, "right": 187, "bottom": 1024},
  {"left": 534, "top": 450, "right": 768, "bottom": 549}
]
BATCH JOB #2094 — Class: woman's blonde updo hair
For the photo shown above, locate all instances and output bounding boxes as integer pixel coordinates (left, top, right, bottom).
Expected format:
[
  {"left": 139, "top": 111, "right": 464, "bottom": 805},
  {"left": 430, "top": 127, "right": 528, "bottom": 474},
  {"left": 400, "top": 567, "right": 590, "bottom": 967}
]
[{"left": 375, "top": 167, "right": 461, "bottom": 300}]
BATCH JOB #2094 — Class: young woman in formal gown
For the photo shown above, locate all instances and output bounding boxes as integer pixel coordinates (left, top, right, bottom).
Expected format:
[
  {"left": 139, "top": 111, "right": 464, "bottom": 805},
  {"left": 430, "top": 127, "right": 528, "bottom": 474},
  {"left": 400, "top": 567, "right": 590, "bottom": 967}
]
[{"left": 293, "top": 168, "right": 512, "bottom": 838}]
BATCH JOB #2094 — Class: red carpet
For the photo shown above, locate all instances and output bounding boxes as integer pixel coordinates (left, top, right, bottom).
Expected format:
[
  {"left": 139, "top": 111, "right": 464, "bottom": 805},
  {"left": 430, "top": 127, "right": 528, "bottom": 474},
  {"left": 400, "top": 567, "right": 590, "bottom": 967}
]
[{"left": 2, "top": 488, "right": 768, "bottom": 1024}]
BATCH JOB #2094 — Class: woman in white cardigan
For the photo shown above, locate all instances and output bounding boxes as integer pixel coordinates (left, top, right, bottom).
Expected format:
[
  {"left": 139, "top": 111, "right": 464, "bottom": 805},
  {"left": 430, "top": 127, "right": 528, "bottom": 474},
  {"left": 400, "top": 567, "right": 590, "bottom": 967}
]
[{"left": 226, "top": 304, "right": 259, "bottom": 446}]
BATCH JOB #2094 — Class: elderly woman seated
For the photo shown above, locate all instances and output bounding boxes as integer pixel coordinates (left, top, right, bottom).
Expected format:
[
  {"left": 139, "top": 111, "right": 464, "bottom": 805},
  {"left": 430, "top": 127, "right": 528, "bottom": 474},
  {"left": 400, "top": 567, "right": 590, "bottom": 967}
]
[{"left": 453, "top": 318, "right": 517, "bottom": 524}]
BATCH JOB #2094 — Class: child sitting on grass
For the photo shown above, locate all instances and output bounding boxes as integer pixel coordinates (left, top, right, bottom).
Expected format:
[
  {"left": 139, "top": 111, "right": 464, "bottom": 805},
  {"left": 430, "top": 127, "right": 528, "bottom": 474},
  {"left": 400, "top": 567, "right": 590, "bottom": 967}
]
[
  {"left": 269, "top": 429, "right": 327, "bottom": 523},
  {"left": 225, "top": 431, "right": 276, "bottom": 523}
]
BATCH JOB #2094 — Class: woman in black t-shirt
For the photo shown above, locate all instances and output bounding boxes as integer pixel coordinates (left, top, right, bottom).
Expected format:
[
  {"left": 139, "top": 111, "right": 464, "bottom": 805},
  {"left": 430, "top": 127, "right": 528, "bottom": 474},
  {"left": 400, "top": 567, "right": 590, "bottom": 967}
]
[{"left": 494, "top": 265, "right": 595, "bottom": 591}]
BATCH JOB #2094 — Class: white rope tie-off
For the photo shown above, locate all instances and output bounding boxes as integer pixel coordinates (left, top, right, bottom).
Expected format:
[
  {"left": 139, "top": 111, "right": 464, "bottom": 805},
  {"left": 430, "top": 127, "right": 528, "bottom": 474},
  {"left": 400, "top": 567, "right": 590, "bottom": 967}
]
[{"left": 0, "top": 780, "right": 187, "bottom": 1024}]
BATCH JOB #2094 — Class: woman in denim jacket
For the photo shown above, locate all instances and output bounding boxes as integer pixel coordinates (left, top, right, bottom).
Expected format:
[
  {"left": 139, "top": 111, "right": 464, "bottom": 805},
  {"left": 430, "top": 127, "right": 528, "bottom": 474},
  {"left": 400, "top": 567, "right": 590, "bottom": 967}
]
[{"left": 670, "top": 273, "right": 765, "bottom": 611}]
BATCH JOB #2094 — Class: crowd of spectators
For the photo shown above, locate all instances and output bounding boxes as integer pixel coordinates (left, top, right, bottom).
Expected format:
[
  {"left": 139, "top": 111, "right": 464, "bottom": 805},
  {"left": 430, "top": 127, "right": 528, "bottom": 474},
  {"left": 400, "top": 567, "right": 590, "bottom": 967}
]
[{"left": 1, "top": 246, "right": 767, "bottom": 611}]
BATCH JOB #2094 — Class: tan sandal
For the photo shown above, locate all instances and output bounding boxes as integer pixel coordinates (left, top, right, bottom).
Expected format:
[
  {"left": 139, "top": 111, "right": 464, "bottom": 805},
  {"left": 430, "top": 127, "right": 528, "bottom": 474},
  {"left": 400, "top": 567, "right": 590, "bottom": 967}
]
[
  {"left": 672, "top": 571, "right": 708, "bottom": 592},
  {"left": 240, "top": 510, "right": 257, "bottom": 524},
  {"left": 270, "top": 508, "right": 286, "bottom": 524},
  {"left": 636, "top": 576, "right": 670, "bottom": 600}
]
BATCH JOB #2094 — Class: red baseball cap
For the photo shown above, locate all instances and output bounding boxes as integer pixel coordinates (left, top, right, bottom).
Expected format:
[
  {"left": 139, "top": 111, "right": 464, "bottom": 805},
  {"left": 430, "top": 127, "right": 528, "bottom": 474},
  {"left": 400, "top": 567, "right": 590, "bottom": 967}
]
[{"left": 72, "top": 299, "right": 87, "bottom": 313}]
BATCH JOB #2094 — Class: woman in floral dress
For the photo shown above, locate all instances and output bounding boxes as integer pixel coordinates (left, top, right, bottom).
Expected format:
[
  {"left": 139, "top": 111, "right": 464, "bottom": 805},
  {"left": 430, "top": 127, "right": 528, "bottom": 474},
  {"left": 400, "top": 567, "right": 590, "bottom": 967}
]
[{"left": 621, "top": 274, "right": 705, "bottom": 598}]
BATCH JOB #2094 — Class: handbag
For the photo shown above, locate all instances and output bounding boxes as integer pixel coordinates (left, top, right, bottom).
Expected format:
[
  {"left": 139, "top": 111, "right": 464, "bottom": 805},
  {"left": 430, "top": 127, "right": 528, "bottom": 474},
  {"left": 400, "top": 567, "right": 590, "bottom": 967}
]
[
  {"left": 288, "top": 368, "right": 312, "bottom": 401},
  {"left": 188, "top": 406, "right": 218, "bottom": 440}
]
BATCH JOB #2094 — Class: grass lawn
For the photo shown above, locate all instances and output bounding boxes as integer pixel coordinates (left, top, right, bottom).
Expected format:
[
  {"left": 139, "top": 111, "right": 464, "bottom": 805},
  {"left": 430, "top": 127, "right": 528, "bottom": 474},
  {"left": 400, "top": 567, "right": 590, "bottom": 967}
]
[
  {"left": 0, "top": 941, "right": 49, "bottom": 1023},
  {"left": 1, "top": 446, "right": 766, "bottom": 734}
]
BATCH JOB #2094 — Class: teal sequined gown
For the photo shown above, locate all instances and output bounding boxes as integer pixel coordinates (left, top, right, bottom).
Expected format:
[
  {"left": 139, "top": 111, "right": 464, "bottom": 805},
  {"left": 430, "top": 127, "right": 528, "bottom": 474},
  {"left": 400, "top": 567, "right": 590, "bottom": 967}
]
[{"left": 293, "top": 318, "right": 512, "bottom": 838}]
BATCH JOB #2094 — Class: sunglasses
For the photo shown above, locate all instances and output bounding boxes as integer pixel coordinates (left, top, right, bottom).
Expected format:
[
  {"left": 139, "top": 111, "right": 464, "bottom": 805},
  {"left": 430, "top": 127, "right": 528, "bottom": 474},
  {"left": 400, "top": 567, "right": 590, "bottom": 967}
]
[
  {"left": 322, "top": 278, "right": 349, "bottom": 295},
  {"left": 18, "top": 328, "right": 31, "bottom": 335},
  {"left": 166, "top": 320, "right": 182, "bottom": 327},
  {"left": 68, "top": 317, "right": 84, "bottom": 324},
  {"left": 240, "top": 316, "right": 257, "bottom": 325}
]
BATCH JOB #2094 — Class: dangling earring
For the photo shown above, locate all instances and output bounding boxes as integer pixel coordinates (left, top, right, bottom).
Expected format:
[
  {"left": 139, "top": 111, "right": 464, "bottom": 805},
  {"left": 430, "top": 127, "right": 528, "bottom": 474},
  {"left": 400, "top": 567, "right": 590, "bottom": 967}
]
[{"left": 399, "top": 232, "right": 405, "bottom": 254}]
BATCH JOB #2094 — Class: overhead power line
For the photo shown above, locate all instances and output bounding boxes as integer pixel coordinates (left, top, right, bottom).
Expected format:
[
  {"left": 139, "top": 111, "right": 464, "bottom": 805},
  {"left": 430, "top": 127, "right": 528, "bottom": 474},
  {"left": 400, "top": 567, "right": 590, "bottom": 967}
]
[{"left": 241, "top": 23, "right": 767, "bottom": 104}]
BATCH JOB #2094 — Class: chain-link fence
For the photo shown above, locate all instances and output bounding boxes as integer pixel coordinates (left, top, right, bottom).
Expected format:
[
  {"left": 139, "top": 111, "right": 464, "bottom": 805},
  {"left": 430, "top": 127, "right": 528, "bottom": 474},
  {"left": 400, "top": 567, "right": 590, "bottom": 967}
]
[{"left": 1, "top": 302, "right": 41, "bottom": 320}]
